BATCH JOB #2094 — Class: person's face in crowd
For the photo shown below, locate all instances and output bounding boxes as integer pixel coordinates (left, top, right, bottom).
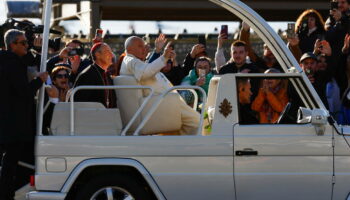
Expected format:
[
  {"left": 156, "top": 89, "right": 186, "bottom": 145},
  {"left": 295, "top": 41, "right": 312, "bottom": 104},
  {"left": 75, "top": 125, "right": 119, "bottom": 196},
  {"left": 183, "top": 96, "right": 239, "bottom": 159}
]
[
  {"left": 338, "top": 0, "right": 349, "bottom": 13},
  {"left": 95, "top": 44, "right": 114, "bottom": 68},
  {"left": 130, "top": 38, "right": 147, "bottom": 60},
  {"left": 239, "top": 81, "right": 252, "bottom": 104},
  {"left": 53, "top": 69, "right": 69, "bottom": 89},
  {"left": 196, "top": 60, "right": 210, "bottom": 76},
  {"left": 263, "top": 45, "right": 276, "bottom": 65},
  {"left": 11, "top": 35, "right": 28, "bottom": 57},
  {"left": 232, "top": 45, "right": 248, "bottom": 66},
  {"left": 266, "top": 78, "right": 281, "bottom": 89},
  {"left": 300, "top": 58, "right": 317, "bottom": 73},
  {"left": 307, "top": 16, "right": 316, "bottom": 29},
  {"left": 317, "top": 56, "right": 327, "bottom": 71}
]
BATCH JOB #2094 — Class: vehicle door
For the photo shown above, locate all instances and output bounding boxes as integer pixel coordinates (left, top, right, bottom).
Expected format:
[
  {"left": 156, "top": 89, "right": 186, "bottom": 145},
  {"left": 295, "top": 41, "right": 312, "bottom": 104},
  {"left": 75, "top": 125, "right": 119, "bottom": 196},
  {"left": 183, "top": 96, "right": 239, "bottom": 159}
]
[{"left": 233, "top": 74, "right": 333, "bottom": 200}]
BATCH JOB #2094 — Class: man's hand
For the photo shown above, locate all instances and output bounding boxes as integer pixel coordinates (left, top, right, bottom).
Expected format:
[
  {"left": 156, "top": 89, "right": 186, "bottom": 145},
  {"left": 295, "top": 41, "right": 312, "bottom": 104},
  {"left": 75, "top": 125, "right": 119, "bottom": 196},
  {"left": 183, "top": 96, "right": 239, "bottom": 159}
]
[
  {"left": 33, "top": 34, "right": 42, "bottom": 48},
  {"left": 163, "top": 42, "right": 175, "bottom": 60},
  {"left": 319, "top": 40, "right": 332, "bottom": 56},
  {"left": 155, "top": 33, "right": 167, "bottom": 53},
  {"left": 343, "top": 34, "right": 350, "bottom": 54},
  {"left": 46, "top": 85, "right": 59, "bottom": 98},
  {"left": 217, "top": 33, "right": 227, "bottom": 49},
  {"left": 169, "top": 50, "right": 178, "bottom": 66},
  {"left": 242, "top": 21, "right": 250, "bottom": 32},
  {"left": 190, "top": 44, "right": 205, "bottom": 59},
  {"left": 37, "top": 72, "right": 48, "bottom": 83},
  {"left": 287, "top": 36, "right": 299, "bottom": 47},
  {"left": 330, "top": 9, "right": 342, "bottom": 21},
  {"left": 69, "top": 55, "right": 81, "bottom": 74}
]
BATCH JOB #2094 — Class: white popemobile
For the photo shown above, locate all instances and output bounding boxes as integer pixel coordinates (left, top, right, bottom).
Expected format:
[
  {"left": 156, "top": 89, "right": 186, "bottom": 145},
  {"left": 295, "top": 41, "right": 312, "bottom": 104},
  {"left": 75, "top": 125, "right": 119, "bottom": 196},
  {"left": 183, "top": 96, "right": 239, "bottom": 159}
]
[{"left": 26, "top": 0, "right": 350, "bottom": 200}]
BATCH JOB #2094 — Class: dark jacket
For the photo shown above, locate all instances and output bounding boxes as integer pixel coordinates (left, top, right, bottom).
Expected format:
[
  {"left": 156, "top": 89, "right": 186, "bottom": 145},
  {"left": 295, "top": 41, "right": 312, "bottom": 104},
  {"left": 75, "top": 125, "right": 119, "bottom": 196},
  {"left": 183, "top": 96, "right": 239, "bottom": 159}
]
[
  {"left": 325, "top": 14, "right": 349, "bottom": 59},
  {"left": 0, "top": 50, "right": 43, "bottom": 143},
  {"left": 298, "top": 28, "right": 325, "bottom": 54},
  {"left": 219, "top": 62, "right": 259, "bottom": 74},
  {"left": 73, "top": 64, "right": 116, "bottom": 108}
]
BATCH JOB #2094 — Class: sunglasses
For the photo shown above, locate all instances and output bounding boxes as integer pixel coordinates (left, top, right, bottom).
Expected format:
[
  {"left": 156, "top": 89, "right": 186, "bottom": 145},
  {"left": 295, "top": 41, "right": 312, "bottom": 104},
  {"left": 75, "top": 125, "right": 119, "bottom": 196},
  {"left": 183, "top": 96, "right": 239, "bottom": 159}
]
[
  {"left": 55, "top": 74, "right": 69, "bottom": 79},
  {"left": 14, "top": 40, "right": 28, "bottom": 46}
]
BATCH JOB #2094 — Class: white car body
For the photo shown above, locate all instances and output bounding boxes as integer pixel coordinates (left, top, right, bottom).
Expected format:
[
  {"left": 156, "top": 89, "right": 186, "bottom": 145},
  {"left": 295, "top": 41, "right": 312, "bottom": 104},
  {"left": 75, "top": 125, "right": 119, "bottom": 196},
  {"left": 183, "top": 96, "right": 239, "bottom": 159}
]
[{"left": 27, "top": 0, "right": 350, "bottom": 200}]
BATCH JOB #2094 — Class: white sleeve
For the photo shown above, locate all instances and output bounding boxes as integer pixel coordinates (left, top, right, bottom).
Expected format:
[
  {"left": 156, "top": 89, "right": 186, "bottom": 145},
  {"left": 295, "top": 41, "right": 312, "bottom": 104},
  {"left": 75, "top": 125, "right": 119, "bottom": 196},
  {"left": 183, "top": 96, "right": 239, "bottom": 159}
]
[
  {"left": 215, "top": 48, "right": 226, "bottom": 72},
  {"left": 129, "top": 56, "right": 166, "bottom": 81}
]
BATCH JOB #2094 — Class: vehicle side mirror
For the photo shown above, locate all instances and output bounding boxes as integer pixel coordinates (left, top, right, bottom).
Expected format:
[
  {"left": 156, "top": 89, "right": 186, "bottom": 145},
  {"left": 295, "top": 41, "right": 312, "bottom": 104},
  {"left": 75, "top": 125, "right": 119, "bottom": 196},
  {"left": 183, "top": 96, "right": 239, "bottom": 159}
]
[{"left": 297, "top": 107, "right": 328, "bottom": 135}]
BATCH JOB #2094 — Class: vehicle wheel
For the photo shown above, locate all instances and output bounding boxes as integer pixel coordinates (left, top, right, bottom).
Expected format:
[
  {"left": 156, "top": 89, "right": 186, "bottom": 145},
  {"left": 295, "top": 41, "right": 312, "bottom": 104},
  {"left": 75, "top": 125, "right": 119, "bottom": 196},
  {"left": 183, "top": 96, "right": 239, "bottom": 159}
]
[{"left": 75, "top": 174, "right": 155, "bottom": 200}]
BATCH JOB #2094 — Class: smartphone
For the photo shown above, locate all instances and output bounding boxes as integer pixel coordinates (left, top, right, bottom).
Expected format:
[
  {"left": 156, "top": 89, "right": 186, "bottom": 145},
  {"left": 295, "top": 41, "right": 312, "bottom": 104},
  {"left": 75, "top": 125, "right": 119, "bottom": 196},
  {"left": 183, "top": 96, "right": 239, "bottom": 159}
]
[
  {"left": 220, "top": 25, "right": 228, "bottom": 39},
  {"left": 95, "top": 29, "right": 103, "bottom": 39},
  {"left": 169, "top": 41, "right": 175, "bottom": 50},
  {"left": 287, "top": 23, "right": 295, "bottom": 38},
  {"left": 331, "top": 1, "right": 338, "bottom": 10},
  {"left": 198, "top": 69, "right": 206, "bottom": 78},
  {"left": 198, "top": 35, "right": 206, "bottom": 47}
]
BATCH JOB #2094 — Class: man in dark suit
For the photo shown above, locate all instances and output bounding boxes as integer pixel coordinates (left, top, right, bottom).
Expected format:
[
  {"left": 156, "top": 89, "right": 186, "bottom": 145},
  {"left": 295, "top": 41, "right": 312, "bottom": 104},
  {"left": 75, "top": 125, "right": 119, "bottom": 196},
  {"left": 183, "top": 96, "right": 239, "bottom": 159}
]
[
  {"left": 0, "top": 29, "right": 48, "bottom": 200},
  {"left": 73, "top": 42, "right": 116, "bottom": 108}
]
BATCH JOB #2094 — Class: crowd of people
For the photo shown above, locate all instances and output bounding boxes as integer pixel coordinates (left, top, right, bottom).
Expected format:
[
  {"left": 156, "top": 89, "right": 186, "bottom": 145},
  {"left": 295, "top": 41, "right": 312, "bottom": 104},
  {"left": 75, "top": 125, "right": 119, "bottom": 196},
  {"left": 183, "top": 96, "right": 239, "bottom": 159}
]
[{"left": 1, "top": 0, "right": 350, "bottom": 199}]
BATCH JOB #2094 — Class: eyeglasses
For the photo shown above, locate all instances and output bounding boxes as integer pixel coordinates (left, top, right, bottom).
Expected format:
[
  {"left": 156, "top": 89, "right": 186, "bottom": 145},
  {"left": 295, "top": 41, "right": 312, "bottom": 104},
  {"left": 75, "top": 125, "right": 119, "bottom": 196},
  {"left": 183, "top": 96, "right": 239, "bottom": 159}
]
[
  {"left": 55, "top": 74, "right": 69, "bottom": 79},
  {"left": 14, "top": 40, "right": 28, "bottom": 46}
]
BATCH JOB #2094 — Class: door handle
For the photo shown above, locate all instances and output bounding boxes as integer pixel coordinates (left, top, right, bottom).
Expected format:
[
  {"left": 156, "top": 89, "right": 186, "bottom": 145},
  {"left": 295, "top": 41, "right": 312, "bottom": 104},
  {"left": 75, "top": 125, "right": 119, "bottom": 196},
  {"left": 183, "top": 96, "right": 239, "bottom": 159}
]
[{"left": 235, "top": 148, "right": 258, "bottom": 156}]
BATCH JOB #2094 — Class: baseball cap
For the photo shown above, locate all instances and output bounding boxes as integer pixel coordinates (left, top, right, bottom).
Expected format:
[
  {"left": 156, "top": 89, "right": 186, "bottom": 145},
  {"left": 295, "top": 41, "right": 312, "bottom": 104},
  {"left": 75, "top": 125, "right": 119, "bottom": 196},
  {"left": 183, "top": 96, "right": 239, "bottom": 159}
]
[{"left": 300, "top": 52, "right": 317, "bottom": 63}]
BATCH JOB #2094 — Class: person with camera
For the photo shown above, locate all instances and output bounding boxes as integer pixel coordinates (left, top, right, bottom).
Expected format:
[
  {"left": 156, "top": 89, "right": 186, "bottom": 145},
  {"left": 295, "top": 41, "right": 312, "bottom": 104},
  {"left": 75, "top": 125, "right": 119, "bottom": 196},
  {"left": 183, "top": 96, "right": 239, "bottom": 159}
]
[
  {"left": 47, "top": 39, "right": 92, "bottom": 84},
  {"left": 239, "top": 22, "right": 282, "bottom": 72},
  {"left": 295, "top": 9, "right": 326, "bottom": 54},
  {"left": 181, "top": 57, "right": 214, "bottom": 104},
  {"left": 325, "top": 0, "right": 350, "bottom": 57},
  {"left": 299, "top": 40, "right": 334, "bottom": 108},
  {"left": 0, "top": 29, "right": 48, "bottom": 200},
  {"left": 121, "top": 36, "right": 200, "bottom": 135}
]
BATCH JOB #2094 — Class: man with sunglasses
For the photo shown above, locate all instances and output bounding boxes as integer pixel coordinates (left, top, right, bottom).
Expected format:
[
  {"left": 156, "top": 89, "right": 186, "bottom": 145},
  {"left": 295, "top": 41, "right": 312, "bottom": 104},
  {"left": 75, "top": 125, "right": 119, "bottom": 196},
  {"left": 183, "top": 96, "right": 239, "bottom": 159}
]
[{"left": 0, "top": 29, "right": 48, "bottom": 200}]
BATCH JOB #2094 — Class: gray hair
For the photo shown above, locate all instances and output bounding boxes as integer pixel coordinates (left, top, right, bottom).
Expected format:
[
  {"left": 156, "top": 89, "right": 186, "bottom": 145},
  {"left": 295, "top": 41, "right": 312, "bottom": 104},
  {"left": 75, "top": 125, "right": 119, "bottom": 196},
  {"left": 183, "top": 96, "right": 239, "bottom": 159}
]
[
  {"left": 124, "top": 36, "right": 140, "bottom": 53},
  {"left": 4, "top": 29, "right": 25, "bottom": 50}
]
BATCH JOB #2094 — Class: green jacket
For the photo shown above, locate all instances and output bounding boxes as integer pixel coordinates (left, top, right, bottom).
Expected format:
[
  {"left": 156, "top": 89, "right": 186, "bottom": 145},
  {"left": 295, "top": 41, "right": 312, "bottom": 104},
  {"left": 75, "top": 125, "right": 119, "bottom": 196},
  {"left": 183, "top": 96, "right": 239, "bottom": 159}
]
[{"left": 181, "top": 69, "right": 213, "bottom": 99}]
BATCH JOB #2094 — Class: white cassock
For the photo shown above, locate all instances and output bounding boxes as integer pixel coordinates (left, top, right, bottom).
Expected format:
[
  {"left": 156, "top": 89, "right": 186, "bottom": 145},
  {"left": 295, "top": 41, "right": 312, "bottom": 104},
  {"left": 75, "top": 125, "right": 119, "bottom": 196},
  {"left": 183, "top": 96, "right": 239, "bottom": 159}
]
[{"left": 120, "top": 54, "right": 200, "bottom": 135}]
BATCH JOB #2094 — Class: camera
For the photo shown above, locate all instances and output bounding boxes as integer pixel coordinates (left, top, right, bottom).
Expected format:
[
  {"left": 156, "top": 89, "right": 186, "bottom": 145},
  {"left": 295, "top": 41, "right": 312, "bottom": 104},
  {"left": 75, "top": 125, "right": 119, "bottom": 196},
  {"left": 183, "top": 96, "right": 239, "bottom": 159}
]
[{"left": 1, "top": 18, "right": 62, "bottom": 51}]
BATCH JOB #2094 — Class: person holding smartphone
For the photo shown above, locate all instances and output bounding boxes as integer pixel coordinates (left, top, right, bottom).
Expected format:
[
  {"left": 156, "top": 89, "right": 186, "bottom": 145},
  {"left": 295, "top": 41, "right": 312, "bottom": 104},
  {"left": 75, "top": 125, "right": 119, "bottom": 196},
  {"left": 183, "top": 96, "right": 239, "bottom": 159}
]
[
  {"left": 239, "top": 22, "right": 282, "bottom": 72},
  {"left": 181, "top": 57, "right": 214, "bottom": 103},
  {"left": 325, "top": 0, "right": 350, "bottom": 57},
  {"left": 294, "top": 9, "right": 326, "bottom": 54},
  {"left": 46, "top": 39, "right": 92, "bottom": 84}
]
